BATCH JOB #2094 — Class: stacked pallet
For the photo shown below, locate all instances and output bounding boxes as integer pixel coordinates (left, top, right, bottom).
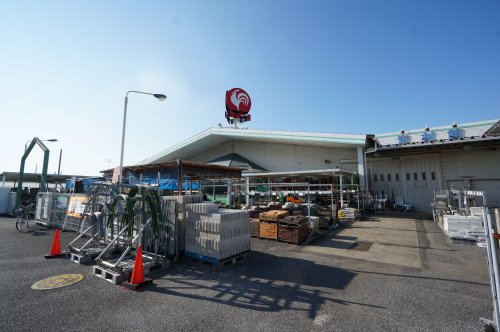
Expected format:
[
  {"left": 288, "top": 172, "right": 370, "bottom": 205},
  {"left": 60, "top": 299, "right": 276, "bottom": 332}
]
[
  {"left": 185, "top": 204, "right": 250, "bottom": 260},
  {"left": 259, "top": 210, "right": 288, "bottom": 239},
  {"left": 259, "top": 222, "right": 278, "bottom": 240},
  {"left": 278, "top": 216, "right": 309, "bottom": 244}
]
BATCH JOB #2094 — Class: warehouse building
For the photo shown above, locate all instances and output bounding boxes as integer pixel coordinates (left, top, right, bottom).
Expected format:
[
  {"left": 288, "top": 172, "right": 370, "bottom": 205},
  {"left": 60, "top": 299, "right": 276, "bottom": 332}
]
[{"left": 367, "top": 119, "right": 500, "bottom": 212}]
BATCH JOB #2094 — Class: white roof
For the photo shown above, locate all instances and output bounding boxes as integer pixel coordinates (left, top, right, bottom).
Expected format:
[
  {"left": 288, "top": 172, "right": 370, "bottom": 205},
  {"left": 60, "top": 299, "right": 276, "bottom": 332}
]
[{"left": 139, "top": 127, "right": 367, "bottom": 165}]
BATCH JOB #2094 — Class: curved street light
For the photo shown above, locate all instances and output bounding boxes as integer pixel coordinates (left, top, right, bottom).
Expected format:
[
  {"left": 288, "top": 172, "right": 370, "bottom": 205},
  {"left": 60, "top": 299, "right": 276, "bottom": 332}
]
[
  {"left": 16, "top": 137, "right": 58, "bottom": 208},
  {"left": 119, "top": 90, "right": 167, "bottom": 183}
]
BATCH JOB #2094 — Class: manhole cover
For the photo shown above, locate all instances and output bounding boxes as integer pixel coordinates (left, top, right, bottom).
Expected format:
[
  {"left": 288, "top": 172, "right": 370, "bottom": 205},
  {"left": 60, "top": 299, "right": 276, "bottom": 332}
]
[{"left": 32, "top": 274, "right": 83, "bottom": 290}]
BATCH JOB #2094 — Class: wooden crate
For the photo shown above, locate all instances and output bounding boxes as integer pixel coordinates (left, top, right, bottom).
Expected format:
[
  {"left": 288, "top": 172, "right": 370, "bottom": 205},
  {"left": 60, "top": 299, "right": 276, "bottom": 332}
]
[
  {"left": 278, "top": 222, "right": 309, "bottom": 244},
  {"left": 259, "top": 210, "right": 289, "bottom": 222},
  {"left": 250, "top": 218, "right": 260, "bottom": 237},
  {"left": 259, "top": 221, "right": 278, "bottom": 240}
]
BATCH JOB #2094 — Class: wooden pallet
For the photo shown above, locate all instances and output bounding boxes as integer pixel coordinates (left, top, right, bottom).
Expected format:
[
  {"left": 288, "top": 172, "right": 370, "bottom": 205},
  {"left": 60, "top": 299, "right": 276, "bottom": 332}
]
[{"left": 278, "top": 222, "right": 309, "bottom": 244}]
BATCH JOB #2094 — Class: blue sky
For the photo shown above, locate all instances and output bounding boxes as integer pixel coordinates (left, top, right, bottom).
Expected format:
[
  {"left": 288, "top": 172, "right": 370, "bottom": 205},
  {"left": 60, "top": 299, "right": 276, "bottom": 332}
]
[{"left": 0, "top": 0, "right": 499, "bottom": 177}]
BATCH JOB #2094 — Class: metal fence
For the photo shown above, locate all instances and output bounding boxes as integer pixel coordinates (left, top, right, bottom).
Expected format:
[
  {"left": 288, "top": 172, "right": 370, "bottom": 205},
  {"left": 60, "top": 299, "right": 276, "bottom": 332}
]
[{"left": 35, "top": 193, "right": 71, "bottom": 228}]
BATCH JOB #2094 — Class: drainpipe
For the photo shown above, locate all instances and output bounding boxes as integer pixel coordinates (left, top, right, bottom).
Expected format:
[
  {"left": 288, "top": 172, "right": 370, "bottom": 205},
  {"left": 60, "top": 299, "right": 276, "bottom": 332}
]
[{"left": 363, "top": 138, "right": 379, "bottom": 195}]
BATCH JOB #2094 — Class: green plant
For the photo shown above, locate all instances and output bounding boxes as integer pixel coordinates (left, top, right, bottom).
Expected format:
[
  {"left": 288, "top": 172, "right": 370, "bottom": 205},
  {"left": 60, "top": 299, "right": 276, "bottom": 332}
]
[{"left": 106, "top": 185, "right": 162, "bottom": 244}]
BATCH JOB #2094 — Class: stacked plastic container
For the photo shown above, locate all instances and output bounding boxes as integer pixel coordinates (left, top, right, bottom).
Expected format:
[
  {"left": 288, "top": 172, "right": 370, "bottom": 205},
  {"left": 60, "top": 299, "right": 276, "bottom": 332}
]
[{"left": 185, "top": 203, "right": 251, "bottom": 260}]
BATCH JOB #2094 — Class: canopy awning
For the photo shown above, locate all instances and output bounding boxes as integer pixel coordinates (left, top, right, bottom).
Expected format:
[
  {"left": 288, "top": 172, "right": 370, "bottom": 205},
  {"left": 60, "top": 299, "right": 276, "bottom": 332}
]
[{"left": 242, "top": 168, "right": 356, "bottom": 178}]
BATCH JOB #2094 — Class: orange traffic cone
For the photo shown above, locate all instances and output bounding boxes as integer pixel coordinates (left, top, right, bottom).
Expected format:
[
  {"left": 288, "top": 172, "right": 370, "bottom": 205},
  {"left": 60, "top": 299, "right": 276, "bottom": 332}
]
[
  {"left": 123, "top": 244, "right": 152, "bottom": 290},
  {"left": 45, "top": 229, "right": 66, "bottom": 259}
]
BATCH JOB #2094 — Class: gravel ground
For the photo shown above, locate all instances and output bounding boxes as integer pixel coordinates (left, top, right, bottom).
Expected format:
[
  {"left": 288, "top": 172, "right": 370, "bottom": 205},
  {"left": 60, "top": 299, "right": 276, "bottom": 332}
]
[{"left": 0, "top": 215, "right": 493, "bottom": 331}]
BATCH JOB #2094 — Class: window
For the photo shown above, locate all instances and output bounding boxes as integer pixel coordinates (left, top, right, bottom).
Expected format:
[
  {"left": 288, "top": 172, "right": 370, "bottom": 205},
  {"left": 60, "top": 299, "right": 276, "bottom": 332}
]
[
  {"left": 406, "top": 173, "right": 410, "bottom": 181},
  {"left": 413, "top": 172, "right": 418, "bottom": 180},
  {"left": 387, "top": 174, "right": 391, "bottom": 181},
  {"left": 431, "top": 172, "right": 436, "bottom": 180},
  {"left": 380, "top": 174, "right": 384, "bottom": 181},
  {"left": 395, "top": 173, "right": 400, "bottom": 181},
  {"left": 374, "top": 174, "right": 377, "bottom": 181},
  {"left": 422, "top": 172, "right": 426, "bottom": 180}
]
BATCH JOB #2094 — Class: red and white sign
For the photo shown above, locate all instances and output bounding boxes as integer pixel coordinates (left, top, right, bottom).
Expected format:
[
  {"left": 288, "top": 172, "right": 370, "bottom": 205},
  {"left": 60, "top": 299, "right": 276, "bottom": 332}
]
[{"left": 225, "top": 88, "right": 251, "bottom": 118}]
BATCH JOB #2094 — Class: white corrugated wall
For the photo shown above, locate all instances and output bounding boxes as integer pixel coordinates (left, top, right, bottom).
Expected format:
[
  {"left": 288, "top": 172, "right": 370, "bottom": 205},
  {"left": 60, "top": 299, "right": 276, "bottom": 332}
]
[
  {"left": 369, "top": 147, "right": 500, "bottom": 212},
  {"left": 401, "top": 155, "right": 442, "bottom": 212},
  {"left": 190, "top": 140, "right": 359, "bottom": 173},
  {"left": 440, "top": 147, "right": 500, "bottom": 207},
  {"left": 369, "top": 154, "right": 442, "bottom": 212}
]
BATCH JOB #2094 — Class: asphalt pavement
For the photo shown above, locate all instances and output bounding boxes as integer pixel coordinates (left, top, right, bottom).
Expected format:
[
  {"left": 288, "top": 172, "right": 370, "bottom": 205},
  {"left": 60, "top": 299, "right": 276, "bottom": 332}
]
[{"left": 0, "top": 214, "right": 493, "bottom": 331}]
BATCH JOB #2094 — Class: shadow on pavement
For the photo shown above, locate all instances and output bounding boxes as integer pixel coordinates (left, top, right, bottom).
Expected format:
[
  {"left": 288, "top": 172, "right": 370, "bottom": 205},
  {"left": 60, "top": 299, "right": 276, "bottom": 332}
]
[
  {"left": 19, "top": 225, "right": 52, "bottom": 237},
  {"left": 366, "top": 212, "right": 433, "bottom": 220},
  {"left": 147, "top": 251, "right": 381, "bottom": 319}
]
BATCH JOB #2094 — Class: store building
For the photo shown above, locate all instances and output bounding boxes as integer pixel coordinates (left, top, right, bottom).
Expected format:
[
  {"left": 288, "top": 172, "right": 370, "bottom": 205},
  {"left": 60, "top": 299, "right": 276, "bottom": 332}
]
[
  {"left": 139, "top": 127, "right": 369, "bottom": 184},
  {"left": 367, "top": 119, "right": 500, "bottom": 212},
  {"left": 137, "top": 119, "right": 499, "bottom": 213}
]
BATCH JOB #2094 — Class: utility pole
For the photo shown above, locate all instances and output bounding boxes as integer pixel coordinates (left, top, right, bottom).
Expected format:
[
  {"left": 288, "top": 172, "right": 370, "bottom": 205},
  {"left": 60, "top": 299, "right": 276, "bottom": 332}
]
[{"left": 57, "top": 149, "right": 62, "bottom": 175}]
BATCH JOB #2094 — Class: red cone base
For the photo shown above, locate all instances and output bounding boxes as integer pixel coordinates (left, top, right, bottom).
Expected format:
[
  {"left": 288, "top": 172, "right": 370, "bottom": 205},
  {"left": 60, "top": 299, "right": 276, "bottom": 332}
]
[
  {"left": 45, "top": 229, "right": 66, "bottom": 259},
  {"left": 123, "top": 245, "right": 152, "bottom": 290}
]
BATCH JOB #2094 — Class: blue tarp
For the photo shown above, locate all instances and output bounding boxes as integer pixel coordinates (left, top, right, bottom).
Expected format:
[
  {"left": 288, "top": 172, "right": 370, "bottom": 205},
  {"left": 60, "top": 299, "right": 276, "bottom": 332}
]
[
  {"left": 82, "top": 178, "right": 100, "bottom": 192},
  {"left": 128, "top": 174, "right": 199, "bottom": 190}
]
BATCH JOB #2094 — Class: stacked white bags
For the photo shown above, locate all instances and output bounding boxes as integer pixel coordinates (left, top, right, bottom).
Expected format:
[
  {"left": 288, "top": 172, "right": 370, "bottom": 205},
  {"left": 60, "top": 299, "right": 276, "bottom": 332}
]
[
  {"left": 443, "top": 214, "right": 485, "bottom": 241},
  {"left": 185, "top": 203, "right": 250, "bottom": 260}
]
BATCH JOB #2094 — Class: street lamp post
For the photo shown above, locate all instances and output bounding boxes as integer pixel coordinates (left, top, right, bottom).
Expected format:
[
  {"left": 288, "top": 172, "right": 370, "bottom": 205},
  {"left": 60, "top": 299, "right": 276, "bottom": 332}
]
[{"left": 119, "top": 90, "right": 166, "bottom": 183}]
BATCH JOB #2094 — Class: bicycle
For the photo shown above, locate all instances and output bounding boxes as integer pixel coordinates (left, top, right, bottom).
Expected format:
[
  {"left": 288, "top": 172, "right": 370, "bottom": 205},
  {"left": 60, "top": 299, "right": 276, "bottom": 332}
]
[{"left": 15, "top": 203, "right": 35, "bottom": 232}]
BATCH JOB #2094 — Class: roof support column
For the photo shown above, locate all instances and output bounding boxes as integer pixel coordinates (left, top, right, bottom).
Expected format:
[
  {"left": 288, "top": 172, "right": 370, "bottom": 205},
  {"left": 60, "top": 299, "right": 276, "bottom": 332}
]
[
  {"left": 157, "top": 172, "right": 161, "bottom": 196},
  {"left": 357, "top": 146, "right": 365, "bottom": 187},
  {"left": 227, "top": 178, "right": 232, "bottom": 208},
  {"left": 245, "top": 177, "right": 250, "bottom": 208},
  {"left": 177, "top": 160, "right": 183, "bottom": 196},
  {"left": 339, "top": 174, "right": 344, "bottom": 208}
]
